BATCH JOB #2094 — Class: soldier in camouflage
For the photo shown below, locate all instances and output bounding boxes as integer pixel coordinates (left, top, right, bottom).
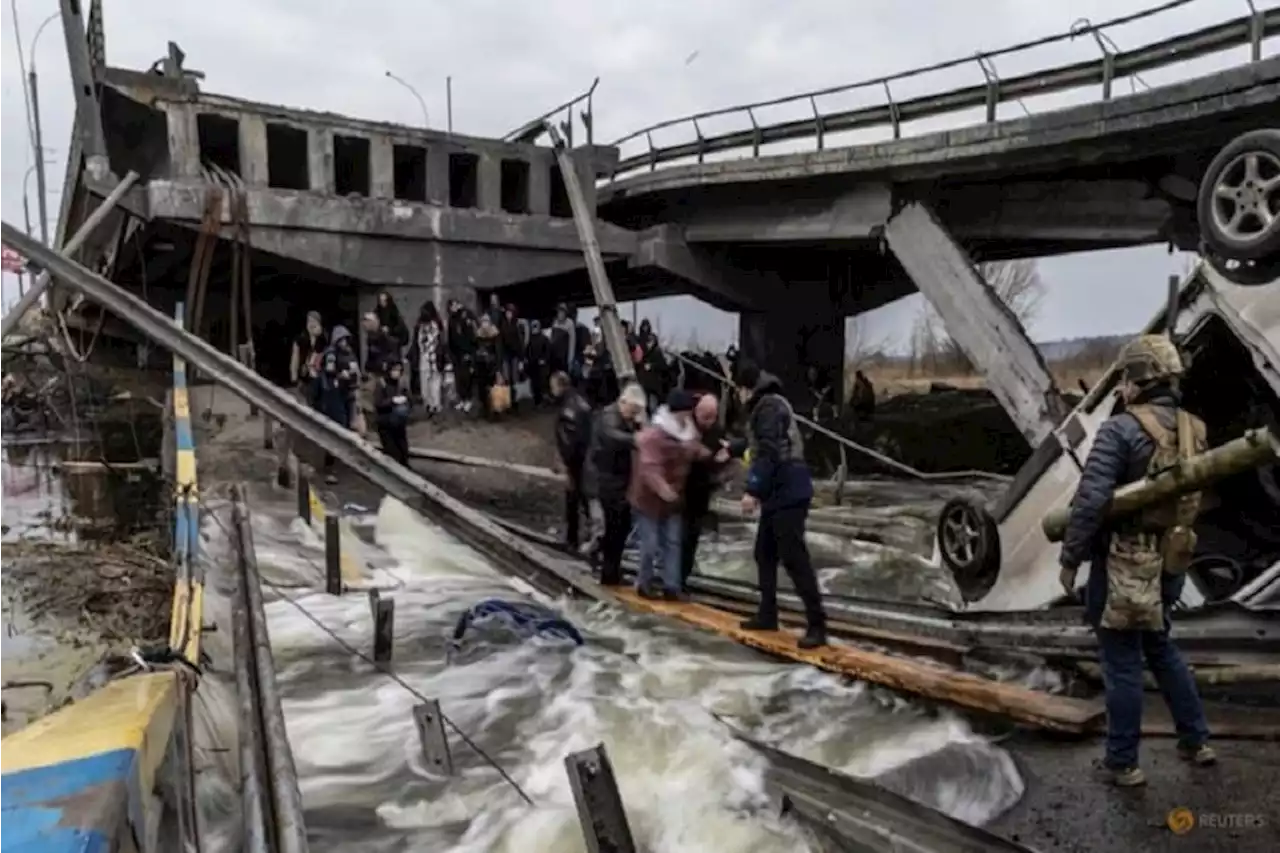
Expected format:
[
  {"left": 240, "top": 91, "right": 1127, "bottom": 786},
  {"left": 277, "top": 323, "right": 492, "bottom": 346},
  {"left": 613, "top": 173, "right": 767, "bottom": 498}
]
[{"left": 1059, "top": 334, "right": 1217, "bottom": 787}]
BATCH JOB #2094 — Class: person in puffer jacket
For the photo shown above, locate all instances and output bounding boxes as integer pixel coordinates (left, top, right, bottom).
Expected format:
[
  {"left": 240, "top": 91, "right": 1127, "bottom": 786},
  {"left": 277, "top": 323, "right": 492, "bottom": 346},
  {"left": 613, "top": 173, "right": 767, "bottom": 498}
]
[
  {"left": 733, "top": 362, "right": 827, "bottom": 648},
  {"left": 628, "top": 390, "right": 706, "bottom": 600}
]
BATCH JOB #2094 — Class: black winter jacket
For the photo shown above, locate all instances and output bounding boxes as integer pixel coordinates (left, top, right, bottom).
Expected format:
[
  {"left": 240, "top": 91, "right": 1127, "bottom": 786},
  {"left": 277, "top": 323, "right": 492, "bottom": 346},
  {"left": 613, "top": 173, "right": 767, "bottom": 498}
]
[
  {"left": 555, "top": 388, "right": 594, "bottom": 468},
  {"left": 1060, "top": 386, "right": 1190, "bottom": 627},
  {"left": 448, "top": 311, "right": 477, "bottom": 358},
  {"left": 685, "top": 423, "right": 728, "bottom": 518},
  {"left": 586, "top": 402, "right": 639, "bottom": 503},
  {"left": 743, "top": 372, "right": 813, "bottom": 512},
  {"left": 364, "top": 329, "right": 397, "bottom": 376}
]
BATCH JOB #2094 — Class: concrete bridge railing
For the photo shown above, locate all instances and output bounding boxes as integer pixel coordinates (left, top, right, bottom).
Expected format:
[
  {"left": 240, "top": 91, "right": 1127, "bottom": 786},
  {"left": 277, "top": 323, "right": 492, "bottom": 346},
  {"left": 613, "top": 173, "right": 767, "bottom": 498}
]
[{"left": 607, "top": 0, "right": 1277, "bottom": 180}]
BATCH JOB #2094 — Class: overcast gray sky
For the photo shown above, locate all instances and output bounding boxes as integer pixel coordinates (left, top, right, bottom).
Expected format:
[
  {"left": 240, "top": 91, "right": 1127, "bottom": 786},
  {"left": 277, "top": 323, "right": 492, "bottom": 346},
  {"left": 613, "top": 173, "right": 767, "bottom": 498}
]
[{"left": 2, "top": 0, "right": 1271, "bottom": 350}]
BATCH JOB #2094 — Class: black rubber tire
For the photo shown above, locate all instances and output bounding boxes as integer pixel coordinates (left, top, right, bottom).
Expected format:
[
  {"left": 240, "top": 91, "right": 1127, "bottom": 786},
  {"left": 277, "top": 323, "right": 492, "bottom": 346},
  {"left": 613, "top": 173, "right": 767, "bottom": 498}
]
[
  {"left": 1188, "top": 554, "right": 1245, "bottom": 604},
  {"left": 936, "top": 497, "right": 1001, "bottom": 603},
  {"left": 1197, "top": 128, "right": 1280, "bottom": 262}
]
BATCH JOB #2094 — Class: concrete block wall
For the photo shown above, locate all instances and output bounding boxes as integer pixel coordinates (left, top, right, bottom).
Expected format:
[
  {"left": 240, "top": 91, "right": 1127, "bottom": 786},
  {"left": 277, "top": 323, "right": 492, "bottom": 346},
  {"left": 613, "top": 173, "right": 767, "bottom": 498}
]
[{"left": 165, "top": 101, "right": 570, "bottom": 218}]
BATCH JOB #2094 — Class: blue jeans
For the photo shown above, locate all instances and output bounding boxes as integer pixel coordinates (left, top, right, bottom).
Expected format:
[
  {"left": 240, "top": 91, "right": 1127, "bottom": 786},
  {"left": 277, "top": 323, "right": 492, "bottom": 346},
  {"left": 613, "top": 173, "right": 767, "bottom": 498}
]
[
  {"left": 634, "top": 513, "right": 683, "bottom": 593},
  {"left": 1096, "top": 626, "right": 1210, "bottom": 768}
]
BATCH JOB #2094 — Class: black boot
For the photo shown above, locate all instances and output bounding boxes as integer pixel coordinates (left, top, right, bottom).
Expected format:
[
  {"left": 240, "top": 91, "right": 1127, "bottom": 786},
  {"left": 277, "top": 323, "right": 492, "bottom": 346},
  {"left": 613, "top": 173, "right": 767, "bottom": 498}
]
[
  {"left": 740, "top": 616, "right": 778, "bottom": 631},
  {"left": 637, "top": 581, "right": 665, "bottom": 600},
  {"left": 797, "top": 625, "right": 827, "bottom": 649}
]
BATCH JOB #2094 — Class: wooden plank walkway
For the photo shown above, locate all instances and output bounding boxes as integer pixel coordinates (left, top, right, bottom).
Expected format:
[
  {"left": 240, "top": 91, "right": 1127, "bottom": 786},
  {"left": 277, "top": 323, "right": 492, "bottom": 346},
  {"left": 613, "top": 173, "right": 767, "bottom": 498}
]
[{"left": 612, "top": 588, "right": 1106, "bottom": 733}]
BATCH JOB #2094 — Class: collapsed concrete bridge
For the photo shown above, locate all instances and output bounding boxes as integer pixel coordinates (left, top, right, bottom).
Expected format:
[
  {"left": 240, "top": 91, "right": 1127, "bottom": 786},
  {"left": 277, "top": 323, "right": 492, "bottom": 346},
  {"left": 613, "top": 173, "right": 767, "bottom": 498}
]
[{"left": 45, "top": 1, "right": 1279, "bottom": 447}]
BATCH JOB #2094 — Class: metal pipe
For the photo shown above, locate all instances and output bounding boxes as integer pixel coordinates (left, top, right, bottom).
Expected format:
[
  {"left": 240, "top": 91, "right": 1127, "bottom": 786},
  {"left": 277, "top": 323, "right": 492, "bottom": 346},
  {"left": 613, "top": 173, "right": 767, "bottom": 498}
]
[
  {"left": 29, "top": 69, "right": 49, "bottom": 246},
  {"left": 233, "top": 486, "right": 310, "bottom": 853},
  {"left": 446, "top": 76, "right": 453, "bottom": 133},
  {"left": 21, "top": 192, "right": 32, "bottom": 297},
  {"left": 544, "top": 123, "right": 634, "bottom": 383},
  {"left": 58, "top": 0, "right": 109, "bottom": 181},
  {"left": 28, "top": 11, "right": 60, "bottom": 74},
  {"left": 1, "top": 170, "right": 137, "bottom": 339},
  {"left": 230, "top": 531, "right": 275, "bottom": 853}
]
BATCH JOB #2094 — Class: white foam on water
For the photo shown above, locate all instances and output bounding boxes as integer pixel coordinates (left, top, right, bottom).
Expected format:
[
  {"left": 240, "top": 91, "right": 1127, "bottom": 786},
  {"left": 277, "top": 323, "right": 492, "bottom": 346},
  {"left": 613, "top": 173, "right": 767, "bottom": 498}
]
[{"left": 238, "top": 492, "right": 1025, "bottom": 851}]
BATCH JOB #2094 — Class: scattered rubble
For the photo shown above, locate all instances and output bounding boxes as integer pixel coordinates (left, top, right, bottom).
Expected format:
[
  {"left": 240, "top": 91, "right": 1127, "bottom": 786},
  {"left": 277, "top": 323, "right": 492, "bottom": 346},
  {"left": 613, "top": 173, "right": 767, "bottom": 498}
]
[{"left": 3, "top": 535, "right": 173, "bottom": 642}]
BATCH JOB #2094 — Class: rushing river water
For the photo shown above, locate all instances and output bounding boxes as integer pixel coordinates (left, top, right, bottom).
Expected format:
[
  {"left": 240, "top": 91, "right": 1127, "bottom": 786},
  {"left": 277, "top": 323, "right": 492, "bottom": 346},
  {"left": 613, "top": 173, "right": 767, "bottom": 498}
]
[{"left": 198, "top": 486, "right": 1026, "bottom": 852}]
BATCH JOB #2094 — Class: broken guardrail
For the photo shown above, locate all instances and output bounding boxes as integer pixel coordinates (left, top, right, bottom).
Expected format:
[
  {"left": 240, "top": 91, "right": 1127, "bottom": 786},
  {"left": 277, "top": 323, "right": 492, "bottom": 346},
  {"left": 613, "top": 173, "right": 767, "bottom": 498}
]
[{"left": 607, "top": 4, "right": 1277, "bottom": 178}]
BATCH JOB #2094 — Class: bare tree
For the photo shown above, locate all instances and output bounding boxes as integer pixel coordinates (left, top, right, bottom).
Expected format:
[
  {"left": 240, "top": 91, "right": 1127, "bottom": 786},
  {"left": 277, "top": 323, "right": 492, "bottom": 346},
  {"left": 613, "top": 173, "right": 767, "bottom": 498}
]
[
  {"left": 846, "top": 315, "right": 894, "bottom": 368},
  {"left": 914, "top": 259, "right": 1046, "bottom": 375}
]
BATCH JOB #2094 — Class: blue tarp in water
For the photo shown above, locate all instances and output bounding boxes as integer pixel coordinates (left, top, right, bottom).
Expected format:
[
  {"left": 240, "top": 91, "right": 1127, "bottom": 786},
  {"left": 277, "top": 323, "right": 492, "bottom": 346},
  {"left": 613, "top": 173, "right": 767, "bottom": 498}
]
[{"left": 451, "top": 599, "right": 585, "bottom": 648}]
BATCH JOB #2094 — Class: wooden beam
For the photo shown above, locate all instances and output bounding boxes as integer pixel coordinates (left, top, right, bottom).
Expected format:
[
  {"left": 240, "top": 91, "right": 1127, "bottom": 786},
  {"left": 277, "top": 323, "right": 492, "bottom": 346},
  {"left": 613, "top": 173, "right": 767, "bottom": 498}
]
[{"left": 612, "top": 587, "right": 1104, "bottom": 732}]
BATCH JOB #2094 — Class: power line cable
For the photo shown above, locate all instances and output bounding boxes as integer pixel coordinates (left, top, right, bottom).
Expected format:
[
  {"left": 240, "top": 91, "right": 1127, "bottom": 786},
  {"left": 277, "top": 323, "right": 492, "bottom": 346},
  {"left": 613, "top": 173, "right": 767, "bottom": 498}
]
[{"left": 8, "top": 0, "right": 38, "bottom": 155}]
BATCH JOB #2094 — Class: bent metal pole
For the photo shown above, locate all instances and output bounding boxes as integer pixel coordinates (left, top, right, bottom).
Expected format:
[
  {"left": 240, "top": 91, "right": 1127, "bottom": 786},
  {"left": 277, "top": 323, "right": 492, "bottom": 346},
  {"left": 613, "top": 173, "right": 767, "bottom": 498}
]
[
  {"left": 1, "top": 169, "right": 139, "bottom": 340},
  {"left": 544, "top": 122, "right": 635, "bottom": 384}
]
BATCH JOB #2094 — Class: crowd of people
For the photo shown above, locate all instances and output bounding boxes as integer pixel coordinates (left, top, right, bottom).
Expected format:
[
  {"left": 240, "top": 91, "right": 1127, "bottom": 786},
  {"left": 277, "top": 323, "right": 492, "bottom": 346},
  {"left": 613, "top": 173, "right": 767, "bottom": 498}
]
[
  {"left": 552, "top": 361, "right": 829, "bottom": 649},
  {"left": 285, "top": 290, "right": 830, "bottom": 647},
  {"left": 288, "top": 291, "right": 732, "bottom": 481}
]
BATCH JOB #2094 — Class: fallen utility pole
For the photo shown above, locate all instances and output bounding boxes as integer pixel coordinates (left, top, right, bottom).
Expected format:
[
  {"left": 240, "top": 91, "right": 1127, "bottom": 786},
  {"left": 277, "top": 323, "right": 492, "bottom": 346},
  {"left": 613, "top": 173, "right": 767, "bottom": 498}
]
[
  {"left": 1, "top": 170, "right": 138, "bottom": 339},
  {"left": 1042, "top": 426, "right": 1280, "bottom": 541},
  {"left": 545, "top": 122, "right": 634, "bottom": 383}
]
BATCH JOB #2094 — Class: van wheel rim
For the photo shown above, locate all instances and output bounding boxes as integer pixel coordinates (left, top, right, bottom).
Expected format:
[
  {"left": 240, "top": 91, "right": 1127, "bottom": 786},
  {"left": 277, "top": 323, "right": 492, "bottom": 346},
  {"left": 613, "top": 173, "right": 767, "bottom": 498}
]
[{"left": 1211, "top": 150, "right": 1280, "bottom": 245}]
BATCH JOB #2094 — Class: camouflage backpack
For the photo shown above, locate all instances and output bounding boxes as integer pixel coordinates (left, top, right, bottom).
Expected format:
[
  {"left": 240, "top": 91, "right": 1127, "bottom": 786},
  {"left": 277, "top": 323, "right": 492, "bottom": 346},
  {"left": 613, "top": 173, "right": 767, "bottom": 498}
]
[{"left": 1101, "top": 405, "right": 1207, "bottom": 631}]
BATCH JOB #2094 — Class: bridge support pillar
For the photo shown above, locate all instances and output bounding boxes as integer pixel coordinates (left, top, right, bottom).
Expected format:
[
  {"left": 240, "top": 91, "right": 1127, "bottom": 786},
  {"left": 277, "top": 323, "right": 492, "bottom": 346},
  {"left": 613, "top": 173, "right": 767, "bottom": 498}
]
[
  {"left": 884, "top": 201, "right": 1068, "bottom": 446},
  {"left": 738, "top": 288, "right": 844, "bottom": 411}
]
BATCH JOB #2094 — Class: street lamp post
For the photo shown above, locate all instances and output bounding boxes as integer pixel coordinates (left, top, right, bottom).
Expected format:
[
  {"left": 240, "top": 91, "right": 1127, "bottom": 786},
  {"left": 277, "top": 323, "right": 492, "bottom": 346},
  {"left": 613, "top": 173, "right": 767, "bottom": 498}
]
[
  {"left": 30, "top": 70, "right": 50, "bottom": 246},
  {"left": 29, "top": 11, "right": 60, "bottom": 247},
  {"left": 21, "top": 168, "right": 37, "bottom": 297},
  {"left": 446, "top": 76, "right": 453, "bottom": 134},
  {"left": 385, "top": 70, "right": 430, "bottom": 129}
]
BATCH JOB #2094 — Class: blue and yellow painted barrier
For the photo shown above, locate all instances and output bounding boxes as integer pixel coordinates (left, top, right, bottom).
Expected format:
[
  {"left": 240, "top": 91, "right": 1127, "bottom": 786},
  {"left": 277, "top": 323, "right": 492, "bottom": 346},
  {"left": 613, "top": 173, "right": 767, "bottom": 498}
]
[{"left": 1, "top": 303, "right": 205, "bottom": 851}]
